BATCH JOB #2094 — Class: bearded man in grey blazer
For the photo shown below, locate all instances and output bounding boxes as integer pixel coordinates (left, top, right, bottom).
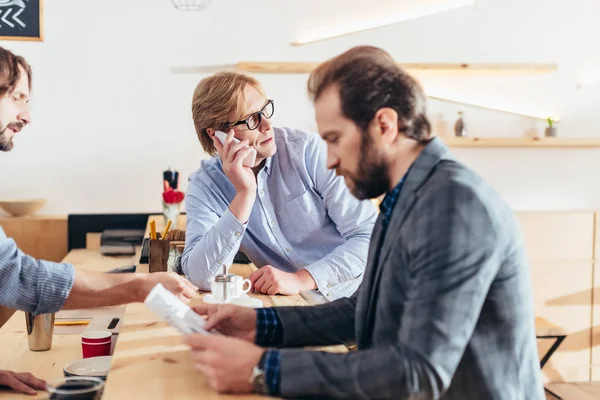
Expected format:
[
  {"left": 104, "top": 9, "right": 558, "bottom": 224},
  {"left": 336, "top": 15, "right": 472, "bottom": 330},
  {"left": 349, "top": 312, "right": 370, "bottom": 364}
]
[{"left": 184, "top": 45, "right": 544, "bottom": 400}]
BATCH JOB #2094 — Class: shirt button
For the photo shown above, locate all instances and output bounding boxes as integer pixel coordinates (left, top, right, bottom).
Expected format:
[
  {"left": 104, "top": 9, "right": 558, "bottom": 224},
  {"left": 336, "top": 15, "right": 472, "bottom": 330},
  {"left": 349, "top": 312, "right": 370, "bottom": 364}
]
[
  {"left": 234, "top": 232, "right": 241, "bottom": 237},
  {"left": 270, "top": 220, "right": 275, "bottom": 226},
  {"left": 217, "top": 259, "right": 223, "bottom": 263},
  {"left": 285, "top": 248, "right": 290, "bottom": 252},
  {"left": 327, "top": 292, "right": 332, "bottom": 297},
  {"left": 260, "top": 190, "right": 265, "bottom": 196},
  {"left": 327, "top": 283, "right": 332, "bottom": 288}
]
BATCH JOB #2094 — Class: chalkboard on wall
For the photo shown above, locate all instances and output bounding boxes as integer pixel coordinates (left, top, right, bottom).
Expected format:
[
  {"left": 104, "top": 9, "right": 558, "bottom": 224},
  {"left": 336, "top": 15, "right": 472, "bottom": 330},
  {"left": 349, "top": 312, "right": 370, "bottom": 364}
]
[{"left": 0, "top": 0, "right": 43, "bottom": 42}]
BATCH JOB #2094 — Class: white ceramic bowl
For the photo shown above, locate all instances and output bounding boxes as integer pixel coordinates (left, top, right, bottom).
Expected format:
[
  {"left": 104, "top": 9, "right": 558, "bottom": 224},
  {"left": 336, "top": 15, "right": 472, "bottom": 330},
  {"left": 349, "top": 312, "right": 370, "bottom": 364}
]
[{"left": 63, "top": 356, "right": 112, "bottom": 380}]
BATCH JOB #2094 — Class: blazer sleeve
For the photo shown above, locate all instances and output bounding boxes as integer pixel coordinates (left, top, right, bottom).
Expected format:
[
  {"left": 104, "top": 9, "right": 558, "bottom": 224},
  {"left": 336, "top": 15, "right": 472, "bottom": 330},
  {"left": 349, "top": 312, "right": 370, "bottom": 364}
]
[{"left": 275, "top": 290, "right": 358, "bottom": 347}]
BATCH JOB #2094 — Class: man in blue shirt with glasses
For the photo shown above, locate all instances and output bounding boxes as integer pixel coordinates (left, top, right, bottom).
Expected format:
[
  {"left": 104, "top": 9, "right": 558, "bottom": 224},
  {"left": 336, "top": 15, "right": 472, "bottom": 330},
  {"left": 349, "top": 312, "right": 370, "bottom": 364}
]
[{"left": 183, "top": 72, "right": 377, "bottom": 301}]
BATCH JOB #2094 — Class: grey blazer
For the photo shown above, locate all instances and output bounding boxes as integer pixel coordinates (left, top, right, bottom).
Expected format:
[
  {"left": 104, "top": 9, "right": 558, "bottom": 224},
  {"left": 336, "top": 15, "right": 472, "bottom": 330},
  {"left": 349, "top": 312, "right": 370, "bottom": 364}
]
[{"left": 273, "top": 137, "right": 544, "bottom": 399}]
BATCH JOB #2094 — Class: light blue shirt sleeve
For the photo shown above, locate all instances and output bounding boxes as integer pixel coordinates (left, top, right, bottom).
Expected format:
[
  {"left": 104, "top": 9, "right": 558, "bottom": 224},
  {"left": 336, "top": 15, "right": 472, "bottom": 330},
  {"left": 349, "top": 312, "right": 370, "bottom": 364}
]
[
  {"left": 302, "top": 137, "right": 377, "bottom": 299},
  {"left": 182, "top": 182, "right": 247, "bottom": 290},
  {"left": 0, "top": 226, "right": 75, "bottom": 314}
]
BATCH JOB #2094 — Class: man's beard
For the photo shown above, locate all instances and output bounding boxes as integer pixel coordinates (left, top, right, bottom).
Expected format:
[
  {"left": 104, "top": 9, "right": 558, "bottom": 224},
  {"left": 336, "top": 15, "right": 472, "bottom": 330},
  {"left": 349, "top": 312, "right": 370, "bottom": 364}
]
[
  {"left": 0, "top": 122, "right": 24, "bottom": 152},
  {"left": 340, "top": 133, "right": 390, "bottom": 200}
]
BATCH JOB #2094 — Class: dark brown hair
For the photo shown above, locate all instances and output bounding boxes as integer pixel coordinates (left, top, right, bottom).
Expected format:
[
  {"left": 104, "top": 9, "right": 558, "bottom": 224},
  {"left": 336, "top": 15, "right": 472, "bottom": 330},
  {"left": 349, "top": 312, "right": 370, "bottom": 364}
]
[
  {"left": 0, "top": 46, "right": 32, "bottom": 98},
  {"left": 308, "top": 46, "right": 431, "bottom": 142}
]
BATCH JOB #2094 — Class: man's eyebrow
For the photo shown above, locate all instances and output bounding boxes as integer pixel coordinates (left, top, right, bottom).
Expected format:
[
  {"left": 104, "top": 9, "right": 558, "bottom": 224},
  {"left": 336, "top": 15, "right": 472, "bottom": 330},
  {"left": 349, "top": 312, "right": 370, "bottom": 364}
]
[
  {"left": 321, "top": 130, "right": 340, "bottom": 139},
  {"left": 240, "top": 100, "right": 269, "bottom": 121}
]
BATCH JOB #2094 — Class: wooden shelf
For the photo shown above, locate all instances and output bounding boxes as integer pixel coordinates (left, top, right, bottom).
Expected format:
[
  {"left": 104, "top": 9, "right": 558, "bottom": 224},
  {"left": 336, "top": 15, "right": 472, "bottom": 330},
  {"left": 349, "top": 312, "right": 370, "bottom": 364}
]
[
  {"left": 235, "top": 62, "right": 557, "bottom": 76},
  {"left": 441, "top": 137, "right": 600, "bottom": 148}
]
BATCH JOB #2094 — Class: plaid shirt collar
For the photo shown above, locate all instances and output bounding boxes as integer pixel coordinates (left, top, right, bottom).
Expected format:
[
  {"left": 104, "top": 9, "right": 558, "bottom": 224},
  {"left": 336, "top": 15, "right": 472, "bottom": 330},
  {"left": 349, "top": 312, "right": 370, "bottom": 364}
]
[{"left": 379, "top": 171, "right": 409, "bottom": 227}]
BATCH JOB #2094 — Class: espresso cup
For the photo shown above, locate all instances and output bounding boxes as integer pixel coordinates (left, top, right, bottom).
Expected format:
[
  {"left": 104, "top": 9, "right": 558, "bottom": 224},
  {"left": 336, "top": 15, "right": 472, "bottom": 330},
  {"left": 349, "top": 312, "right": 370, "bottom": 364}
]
[{"left": 230, "top": 275, "right": 251, "bottom": 298}]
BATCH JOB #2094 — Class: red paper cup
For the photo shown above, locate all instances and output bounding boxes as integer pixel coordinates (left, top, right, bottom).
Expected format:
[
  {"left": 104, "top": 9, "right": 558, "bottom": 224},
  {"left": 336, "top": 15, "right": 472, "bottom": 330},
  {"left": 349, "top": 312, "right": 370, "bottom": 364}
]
[{"left": 81, "top": 331, "right": 112, "bottom": 359}]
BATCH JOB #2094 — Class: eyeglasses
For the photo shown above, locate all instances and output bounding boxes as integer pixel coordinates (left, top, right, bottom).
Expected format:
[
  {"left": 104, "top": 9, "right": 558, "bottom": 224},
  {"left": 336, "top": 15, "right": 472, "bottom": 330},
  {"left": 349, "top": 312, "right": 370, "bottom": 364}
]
[{"left": 226, "top": 100, "right": 274, "bottom": 131}]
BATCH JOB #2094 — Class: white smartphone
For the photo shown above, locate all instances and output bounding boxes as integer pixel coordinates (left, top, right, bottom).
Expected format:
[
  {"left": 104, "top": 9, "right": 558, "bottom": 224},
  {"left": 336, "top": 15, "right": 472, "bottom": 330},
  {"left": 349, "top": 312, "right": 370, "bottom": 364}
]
[
  {"left": 214, "top": 130, "right": 257, "bottom": 167},
  {"left": 144, "top": 283, "right": 211, "bottom": 335}
]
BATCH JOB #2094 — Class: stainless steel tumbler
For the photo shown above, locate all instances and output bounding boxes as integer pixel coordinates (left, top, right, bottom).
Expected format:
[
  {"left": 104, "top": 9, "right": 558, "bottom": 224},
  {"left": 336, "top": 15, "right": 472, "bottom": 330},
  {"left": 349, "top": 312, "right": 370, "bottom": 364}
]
[{"left": 25, "top": 312, "right": 55, "bottom": 351}]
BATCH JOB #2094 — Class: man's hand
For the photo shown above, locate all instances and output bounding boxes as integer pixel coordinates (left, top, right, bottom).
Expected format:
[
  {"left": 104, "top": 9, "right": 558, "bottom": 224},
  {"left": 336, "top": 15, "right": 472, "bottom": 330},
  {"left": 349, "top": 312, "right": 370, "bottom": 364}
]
[
  {"left": 212, "top": 129, "right": 257, "bottom": 194},
  {"left": 212, "top": 130, "right": 257, "bottom": 224},
  {"left": 250, "top": 265, "right": 316, "bottom": 295},
  {"left": 0, "top": 370, "right": 46, "bottom": 396},
  {"left": 192, "top": 304, "right": 256, "bottom": 342},
  {"left": 184, "top": 334, "right": 264, "bottom": 394},
  {"left": 139, "top": 272, "right": 198, "bottom": 302}
]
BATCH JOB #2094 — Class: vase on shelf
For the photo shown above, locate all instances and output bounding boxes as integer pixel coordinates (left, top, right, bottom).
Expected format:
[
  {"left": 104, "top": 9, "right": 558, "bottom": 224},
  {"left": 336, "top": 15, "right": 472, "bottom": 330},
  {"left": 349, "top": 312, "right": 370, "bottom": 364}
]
[
  {"left": 162, "top": 168, "right": 185, "bottom": 230},
  {"left": 454, "top": 111, "right": 467, "bottom": 137},
  {"left": 432, "top": 113, "right": 450, "bottom": 137}
]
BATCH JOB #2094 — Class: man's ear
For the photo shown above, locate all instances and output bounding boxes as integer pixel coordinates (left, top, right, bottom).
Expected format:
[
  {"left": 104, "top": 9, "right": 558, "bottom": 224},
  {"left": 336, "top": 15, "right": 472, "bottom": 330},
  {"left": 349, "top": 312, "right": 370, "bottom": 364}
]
[
  {"left": 206, "top": 128, "right": 215, "bottom": 136},
  {"left": 375, "top": 108, "right": 400, "bottom": 145}
]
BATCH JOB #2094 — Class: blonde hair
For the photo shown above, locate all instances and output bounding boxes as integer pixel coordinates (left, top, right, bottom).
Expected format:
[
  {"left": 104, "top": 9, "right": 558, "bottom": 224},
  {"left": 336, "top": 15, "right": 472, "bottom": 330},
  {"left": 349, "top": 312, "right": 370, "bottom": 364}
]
[{"left": 191, "top": 71, "right": 265, "bottom": 155}]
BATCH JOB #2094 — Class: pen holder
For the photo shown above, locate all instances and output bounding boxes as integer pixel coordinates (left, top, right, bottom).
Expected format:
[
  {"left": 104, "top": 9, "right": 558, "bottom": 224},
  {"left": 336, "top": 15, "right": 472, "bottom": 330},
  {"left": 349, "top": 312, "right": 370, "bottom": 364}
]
[{"left": 149, "top": 238, "right": 170, "bottom": 273}]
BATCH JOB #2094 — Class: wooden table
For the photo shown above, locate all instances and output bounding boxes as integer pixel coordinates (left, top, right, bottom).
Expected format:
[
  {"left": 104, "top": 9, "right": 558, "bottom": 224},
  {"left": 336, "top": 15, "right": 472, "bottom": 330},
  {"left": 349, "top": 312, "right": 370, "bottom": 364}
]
[
  {"left": 0, "top": 215, "right": 338, "bottom": 399},
  {"left": 102, "top": 262, "right": 302, "bottom": 400}
]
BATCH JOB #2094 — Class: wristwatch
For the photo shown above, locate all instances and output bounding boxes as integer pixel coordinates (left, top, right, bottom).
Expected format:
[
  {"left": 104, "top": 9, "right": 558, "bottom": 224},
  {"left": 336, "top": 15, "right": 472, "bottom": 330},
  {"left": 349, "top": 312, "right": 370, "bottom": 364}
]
[{"left": 250, "top": 353, "right": 269, "bottom": 395}]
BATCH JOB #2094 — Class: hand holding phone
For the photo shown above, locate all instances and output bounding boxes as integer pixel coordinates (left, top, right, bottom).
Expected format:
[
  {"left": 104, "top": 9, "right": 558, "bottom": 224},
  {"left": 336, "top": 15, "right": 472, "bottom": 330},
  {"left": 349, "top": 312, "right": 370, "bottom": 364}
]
[
  {"left": 211, "top": 129, "right": 258, "bottom": 221},
  {"left": 214, "top": 130, "right": 256, "bottom": 168}
]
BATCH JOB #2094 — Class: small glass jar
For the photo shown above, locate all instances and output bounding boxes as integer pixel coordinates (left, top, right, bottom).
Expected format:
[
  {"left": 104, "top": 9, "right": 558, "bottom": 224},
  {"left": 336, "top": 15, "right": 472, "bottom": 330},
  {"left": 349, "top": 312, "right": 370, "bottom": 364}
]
[
  {"left": 163, "top": 202, "right": 181, "bottom": 229},
  {"left": 166, "top": 243, "right": 179, "bottom": 273},
  {"left": 174, "top": 244, "right": 185, "bottom": 275}
]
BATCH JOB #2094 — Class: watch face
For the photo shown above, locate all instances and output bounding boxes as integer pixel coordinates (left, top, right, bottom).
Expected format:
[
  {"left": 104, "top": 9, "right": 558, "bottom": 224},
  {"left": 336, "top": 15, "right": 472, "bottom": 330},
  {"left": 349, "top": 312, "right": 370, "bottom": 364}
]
[
  {"left": 250, "top": 366, "right": 262, "bottom": 381},
  {"left": 252, "top": 367, "right": 269, "bottom": 395}
]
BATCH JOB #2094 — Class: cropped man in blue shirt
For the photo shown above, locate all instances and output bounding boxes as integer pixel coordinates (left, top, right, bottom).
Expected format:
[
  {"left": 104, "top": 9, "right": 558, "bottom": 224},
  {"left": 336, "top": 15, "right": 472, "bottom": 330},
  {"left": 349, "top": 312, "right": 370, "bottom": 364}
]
[
  {"left": 183, "top": 72, "right": 377, "bottom": 301},
  {"left": 0, "top": 46, "right": 197, "bottom": 396}
]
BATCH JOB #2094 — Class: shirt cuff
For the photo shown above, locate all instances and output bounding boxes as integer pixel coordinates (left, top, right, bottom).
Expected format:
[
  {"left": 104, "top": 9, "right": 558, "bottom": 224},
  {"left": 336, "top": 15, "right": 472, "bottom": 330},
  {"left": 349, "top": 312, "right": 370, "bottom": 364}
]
[
  {"left": 255, "top": 308, "right": 283, "bottom": 346},
  {"left": 305, "top": 260, "right": 361, "bottom": 301},
  {"left": 36, "top": 261, "right": 76, "bottom": 314},
  {"left": 218, "top": 208, "right": 248, "bottom": 239},
  {"left": 259, "top": 349, "right": 281, "bottom": 397}
]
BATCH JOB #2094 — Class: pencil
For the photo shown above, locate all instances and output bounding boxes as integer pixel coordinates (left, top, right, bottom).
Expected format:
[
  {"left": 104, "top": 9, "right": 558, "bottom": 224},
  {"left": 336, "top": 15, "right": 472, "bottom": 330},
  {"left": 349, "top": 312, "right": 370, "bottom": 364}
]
[
  {"left": 161, "top": 220, "right": 172, "bottom": 240},
  {"left": 150, "top": 220, "right": 157, "bottom": 240},
  {"left": 55, "top": 320, "right": 91, "bottom": 326}
]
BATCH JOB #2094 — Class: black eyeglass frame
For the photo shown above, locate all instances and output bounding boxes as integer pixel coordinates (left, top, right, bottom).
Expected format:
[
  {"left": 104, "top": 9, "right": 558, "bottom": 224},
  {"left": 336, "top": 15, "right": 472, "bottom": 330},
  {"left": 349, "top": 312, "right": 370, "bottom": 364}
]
[{"left": 224, "top": 99, "right": 275, "bottom": 131}]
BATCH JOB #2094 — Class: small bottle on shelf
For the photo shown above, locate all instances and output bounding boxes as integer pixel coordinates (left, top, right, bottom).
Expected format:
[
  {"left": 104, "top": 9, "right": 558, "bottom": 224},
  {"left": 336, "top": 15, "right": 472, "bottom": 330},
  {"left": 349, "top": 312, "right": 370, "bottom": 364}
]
[{"left": 454, "top": 111, "right": 467, "bottom": 137}]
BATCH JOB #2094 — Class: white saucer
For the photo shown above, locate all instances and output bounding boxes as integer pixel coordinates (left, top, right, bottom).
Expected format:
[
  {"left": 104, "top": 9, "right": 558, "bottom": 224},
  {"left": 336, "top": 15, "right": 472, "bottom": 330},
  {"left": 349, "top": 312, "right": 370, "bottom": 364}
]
[
  {"left": 203, "top": 293, "right": 263, "bottom": 308},
  {"left": 228, "top": 296, "right": 264, "bottom": 308},
  {"left": 63, "top": 356, "right": 112, "bottom": 380}
]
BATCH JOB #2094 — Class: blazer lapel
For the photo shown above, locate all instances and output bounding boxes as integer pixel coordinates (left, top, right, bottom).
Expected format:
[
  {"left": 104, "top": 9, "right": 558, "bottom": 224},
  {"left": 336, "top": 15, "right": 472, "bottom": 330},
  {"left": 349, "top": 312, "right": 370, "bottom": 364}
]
[
  {"left": 359, "top": 137, "right": 451, "bottom": 346},
  {"left": 356, "top": 214, "right": 384, "bottom": 346}
]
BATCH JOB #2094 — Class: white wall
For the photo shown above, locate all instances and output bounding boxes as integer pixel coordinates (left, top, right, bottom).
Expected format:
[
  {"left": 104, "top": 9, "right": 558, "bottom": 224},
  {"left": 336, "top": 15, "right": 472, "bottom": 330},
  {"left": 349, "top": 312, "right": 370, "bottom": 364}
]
[{"left": 1, "top": 0, "right": 599, "bottom": 215}]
